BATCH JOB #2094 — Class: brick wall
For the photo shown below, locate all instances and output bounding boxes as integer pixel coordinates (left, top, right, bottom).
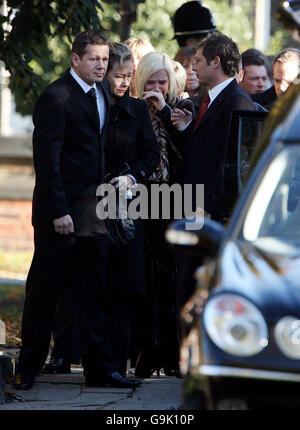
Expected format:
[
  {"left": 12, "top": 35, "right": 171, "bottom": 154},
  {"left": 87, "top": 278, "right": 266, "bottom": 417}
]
[{"left": 0, "top": 200, "right": 33, "bottom": 251}]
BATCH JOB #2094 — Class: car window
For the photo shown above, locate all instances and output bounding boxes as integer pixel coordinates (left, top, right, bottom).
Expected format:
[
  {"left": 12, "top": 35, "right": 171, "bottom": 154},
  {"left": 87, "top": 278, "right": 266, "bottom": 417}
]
[
  {"left": 224, "top": 111, "right": 267, "bottom": 217},
  {"left": 243, "top": 145, "right": 300, "bottom": 241},
  {"left": 239, "top": 115, "right": 267, "bottom": 190}
]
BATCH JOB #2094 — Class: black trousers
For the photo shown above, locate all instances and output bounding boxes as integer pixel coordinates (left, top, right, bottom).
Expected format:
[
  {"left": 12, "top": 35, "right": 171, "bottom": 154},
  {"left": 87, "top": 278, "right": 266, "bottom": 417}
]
[
  {"left": 108, "top": 219, "right": 146, "bottom": 375},
  {"left": 17, "top": 228, "right": 116, "bottom": 378},
  {"left": 36, "top": 219, "right": 146, "bottom": 377},
  {"left": 131, "top": 218, "right": 180, "bottom": 367},
  {"left": 50, "top": 284, "right": 80, "bottom": 364}
]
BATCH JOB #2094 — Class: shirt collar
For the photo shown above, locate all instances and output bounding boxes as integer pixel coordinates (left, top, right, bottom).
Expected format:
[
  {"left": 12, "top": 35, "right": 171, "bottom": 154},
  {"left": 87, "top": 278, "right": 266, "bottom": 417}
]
[
  {"left": 70, "top": 68, "right": 95, "bottom": 94},
  {"left": 208, "top": 77, "right": 234, "bottom": 105}
]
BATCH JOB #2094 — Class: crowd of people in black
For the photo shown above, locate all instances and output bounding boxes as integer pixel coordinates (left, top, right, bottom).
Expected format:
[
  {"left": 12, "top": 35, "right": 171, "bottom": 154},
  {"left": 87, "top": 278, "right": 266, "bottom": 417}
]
[{"left": 12, "top": 1, "right": 300, "bottom": 390}]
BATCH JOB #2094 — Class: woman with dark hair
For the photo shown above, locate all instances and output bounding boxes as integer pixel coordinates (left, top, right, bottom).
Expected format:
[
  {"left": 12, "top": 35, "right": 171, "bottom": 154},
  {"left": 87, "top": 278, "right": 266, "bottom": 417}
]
[
  {"left": 174, "top": 46, "right": 207, "bottom": 111},
  {"left": 104, "top": 42, "right": 159, "bottom": 377}
]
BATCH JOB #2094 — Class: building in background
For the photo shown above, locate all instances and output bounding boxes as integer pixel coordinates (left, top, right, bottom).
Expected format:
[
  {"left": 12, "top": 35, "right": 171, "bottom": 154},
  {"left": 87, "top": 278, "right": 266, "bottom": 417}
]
[{"left": 0, "top": 62, "right": 34, "bottom": 252}]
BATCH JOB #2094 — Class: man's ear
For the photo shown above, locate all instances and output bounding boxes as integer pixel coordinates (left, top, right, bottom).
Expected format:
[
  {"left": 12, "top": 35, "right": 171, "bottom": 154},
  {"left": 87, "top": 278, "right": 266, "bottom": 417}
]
[
  {"left": 213, "top": 56, "right": 221, "bottom": 69},
  {"left": 71, "top": 52, "right": 80, "bottom": 68},
  {"left": 236, "top": 69, "right": 244, "bottom": 83}
]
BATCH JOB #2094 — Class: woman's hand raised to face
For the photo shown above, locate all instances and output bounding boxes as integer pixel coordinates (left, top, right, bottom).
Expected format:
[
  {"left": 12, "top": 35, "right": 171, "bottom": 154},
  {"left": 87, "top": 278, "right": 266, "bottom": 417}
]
[{"left": 142, "top": 90, "right": 166, "bottom": 111}]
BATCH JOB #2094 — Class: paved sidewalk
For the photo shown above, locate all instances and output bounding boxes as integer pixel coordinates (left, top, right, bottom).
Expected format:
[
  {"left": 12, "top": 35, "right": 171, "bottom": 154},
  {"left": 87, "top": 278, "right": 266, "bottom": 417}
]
[{"left": 0, "top": 366, "right": 183, "bottom": 411}]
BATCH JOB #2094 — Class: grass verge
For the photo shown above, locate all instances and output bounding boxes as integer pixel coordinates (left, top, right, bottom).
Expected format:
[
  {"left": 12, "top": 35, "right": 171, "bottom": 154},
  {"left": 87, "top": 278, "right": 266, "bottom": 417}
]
[{"left": 0, "top": 249, "right": 32, "bottom": 277}]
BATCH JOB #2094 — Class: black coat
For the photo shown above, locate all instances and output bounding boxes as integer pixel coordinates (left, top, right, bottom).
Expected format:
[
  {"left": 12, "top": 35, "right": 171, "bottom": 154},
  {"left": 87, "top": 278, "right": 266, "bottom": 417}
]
[
  {"left": 104, "top": 88, "right": 159, "bottom": 182},
  {"left": 31, "top": 71, "right": 111, "bottom": 236},
  {"left": 105, "top": 89, "right": 159, "bottom": 295},
  {"left": 183, "top": 79, "right": 256, "bottom": 220},
  {"left": 251, "top": 85, "right": 277, "bottom": 111}
]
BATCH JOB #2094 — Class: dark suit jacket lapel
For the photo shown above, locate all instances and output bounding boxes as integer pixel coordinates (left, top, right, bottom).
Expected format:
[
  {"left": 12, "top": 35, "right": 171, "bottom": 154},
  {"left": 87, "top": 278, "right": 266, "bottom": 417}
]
[
  {"left": 97, "top": 78, "right": 111, "bottom": 133},
  {"left": 186, "top": 79, "right": 235, "bottom": 153},
  {"left": 96, "top": 78, "right": 111, "bottom": 182},
  {"left": 198, "top": 79, "right": 236, "bottom": 127},
  {"left": 63, "top": 72, "right": 100, "bottom": 133}
]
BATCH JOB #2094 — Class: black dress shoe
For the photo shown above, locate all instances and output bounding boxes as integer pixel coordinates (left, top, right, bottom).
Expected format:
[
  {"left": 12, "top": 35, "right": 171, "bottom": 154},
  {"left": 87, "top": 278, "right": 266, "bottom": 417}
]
[
  {"left": 13, "top": 373, "right": 35, "bottom": 390},
  {"left": 43, "top": 358, "right": 71, "bottom": 374},
  {"left": 86, "top": 371, "right": 141, "bottom": 388}
]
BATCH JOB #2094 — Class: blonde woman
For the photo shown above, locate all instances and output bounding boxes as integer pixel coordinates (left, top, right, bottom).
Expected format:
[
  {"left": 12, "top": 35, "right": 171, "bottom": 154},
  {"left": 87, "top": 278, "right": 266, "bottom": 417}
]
[
  {"left": 136, "top": 51, "right": 194, "bottom": 183},
  {"left": 125, "top": 37, "right": 155, "bottom": 97},
  {"left": 133, "top": 51, "right": 193, "bottom": 379}
]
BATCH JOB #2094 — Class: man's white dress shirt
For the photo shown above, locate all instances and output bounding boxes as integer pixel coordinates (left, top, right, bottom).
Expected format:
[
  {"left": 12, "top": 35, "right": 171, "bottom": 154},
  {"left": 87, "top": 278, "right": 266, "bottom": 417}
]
[{"left": 70, "top": 68, "right": 106, "bottom": 134}]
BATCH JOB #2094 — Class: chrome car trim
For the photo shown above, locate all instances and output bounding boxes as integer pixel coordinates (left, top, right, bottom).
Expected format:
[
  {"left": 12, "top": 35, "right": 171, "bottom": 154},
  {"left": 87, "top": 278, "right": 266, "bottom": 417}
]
[{"left": 199, "top": 364, "right": 300, "bottom": 383}]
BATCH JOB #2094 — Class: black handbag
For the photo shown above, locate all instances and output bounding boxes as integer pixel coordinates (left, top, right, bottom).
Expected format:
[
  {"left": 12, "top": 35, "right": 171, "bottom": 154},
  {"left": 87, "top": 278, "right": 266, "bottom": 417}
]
[
  {"left": 105, "top": 163, "right": 136, "bottom": 250},
  {"left": 105, "top": 200, "right": 135, "bottom": 250}
]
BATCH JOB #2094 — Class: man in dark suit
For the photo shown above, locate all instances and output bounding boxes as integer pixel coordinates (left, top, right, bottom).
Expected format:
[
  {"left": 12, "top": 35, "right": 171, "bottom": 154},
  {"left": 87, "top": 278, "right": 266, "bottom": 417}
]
[
  {"left": 172, "top": 32, "right": 255, "bottom": 222},
  {"left": 13, "top": 30, "right": 141, "bottom": 390},
  {"left": 171, "top": 32, "right": 255, "bottom": 304}
]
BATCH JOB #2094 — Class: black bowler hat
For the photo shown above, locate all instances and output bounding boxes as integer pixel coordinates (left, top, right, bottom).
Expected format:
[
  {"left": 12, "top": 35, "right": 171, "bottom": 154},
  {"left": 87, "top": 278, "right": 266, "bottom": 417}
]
[{"left": 173, "top": 1, "right": 216, "bottom": 39}]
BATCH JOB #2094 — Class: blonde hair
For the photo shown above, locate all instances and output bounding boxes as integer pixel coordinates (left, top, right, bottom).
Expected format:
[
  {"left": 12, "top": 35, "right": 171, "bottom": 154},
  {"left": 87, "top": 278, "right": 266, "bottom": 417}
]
[
  {"left": 125, "top": 37, "right": 154, "bottom": 61},
  {"left": 173, "top": 60, "right": 187, "bottom": 95},
  {"left": 135, "top": 51, "right": 177, "bottom": 106}
]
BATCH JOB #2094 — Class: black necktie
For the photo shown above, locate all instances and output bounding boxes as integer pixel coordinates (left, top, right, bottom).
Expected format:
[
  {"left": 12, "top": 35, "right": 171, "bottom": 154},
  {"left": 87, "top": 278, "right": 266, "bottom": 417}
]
[
  {"left": 87, "top": 87, "right": 98, "bottom": 110},
  {"left": 87, "top": 87, "right": 101, "bottom": 131}
]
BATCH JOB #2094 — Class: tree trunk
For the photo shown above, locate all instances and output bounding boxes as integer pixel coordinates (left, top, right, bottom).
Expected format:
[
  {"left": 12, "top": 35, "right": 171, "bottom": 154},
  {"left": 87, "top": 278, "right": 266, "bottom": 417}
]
[
  {"left": 119, "top": 0, "right": 137, "bottom": 41},
  {"left": 255, "top": 0, "right": 271, "bottom": 52}
]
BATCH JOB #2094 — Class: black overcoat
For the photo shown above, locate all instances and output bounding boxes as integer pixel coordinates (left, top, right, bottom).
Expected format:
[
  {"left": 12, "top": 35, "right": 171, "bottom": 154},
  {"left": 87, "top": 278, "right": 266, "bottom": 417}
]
[
  {"left": 31, "top": 71, "right": 111, "bottom": 236},
  {"left": 104, "top": 87, "right": 159, "bottom": 181},
  {"left": 251, "top": 85, "right": 277, "bottom": 111},
  {"left": 105, "top": 89, "right": 159, "bottom": 295}
]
